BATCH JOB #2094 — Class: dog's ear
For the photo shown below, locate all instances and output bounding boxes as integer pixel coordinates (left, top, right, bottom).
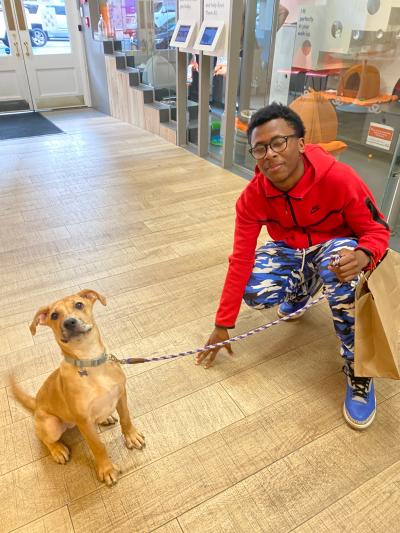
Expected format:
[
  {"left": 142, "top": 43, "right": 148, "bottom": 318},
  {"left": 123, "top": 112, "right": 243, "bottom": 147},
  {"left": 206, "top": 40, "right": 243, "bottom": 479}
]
[
  {"left": 78, "top": 289, "right": 107, "bottom": 306},
  {"left": 30, "top": 306, "right": 50, "bottom": 336}
]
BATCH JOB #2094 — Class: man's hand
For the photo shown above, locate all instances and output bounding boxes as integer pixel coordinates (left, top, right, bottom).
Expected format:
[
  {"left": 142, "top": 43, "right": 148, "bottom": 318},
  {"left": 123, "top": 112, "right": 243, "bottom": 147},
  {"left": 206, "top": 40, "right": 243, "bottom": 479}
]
[
  {"left": 195, "top": 327, "right": 233, "bottom": 369},
  {"left": 328, "top": 248, "right": 370, "bottom": 282},
  {"left": 214, "top": 63, "right": 227, "bottom": 77}
]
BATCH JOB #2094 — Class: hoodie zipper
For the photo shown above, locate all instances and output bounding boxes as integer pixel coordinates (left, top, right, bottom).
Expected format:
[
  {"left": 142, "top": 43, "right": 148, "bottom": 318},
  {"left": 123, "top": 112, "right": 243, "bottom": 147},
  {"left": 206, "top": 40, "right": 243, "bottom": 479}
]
[{"left": 285, "top": 194, "right": 313, "bottom": 246}]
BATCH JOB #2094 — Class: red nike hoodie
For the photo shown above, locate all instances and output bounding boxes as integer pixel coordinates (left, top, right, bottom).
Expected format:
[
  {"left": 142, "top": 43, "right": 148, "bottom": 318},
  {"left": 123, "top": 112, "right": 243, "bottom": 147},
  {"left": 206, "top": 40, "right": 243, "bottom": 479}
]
[{"left": 215, "top": 144, "right": 390, "bottom": 328}]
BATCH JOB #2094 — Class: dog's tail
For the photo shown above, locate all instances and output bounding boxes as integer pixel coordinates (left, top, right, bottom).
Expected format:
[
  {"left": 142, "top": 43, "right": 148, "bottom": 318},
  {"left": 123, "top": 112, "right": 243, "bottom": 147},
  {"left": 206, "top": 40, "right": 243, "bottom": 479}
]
[{"left": 9, "top": 375, "right": 36, "bottom": 412}]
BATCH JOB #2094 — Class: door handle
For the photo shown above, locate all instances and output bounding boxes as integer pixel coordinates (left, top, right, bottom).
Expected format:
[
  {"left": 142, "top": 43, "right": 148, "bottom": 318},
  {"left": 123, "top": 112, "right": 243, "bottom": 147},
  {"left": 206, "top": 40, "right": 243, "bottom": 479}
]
[
  {"left": 13, "top": 41, "right": 20, "bottom": 57},
  {"left": 23, "top": 41, "right": 30, "bottom": 56}
]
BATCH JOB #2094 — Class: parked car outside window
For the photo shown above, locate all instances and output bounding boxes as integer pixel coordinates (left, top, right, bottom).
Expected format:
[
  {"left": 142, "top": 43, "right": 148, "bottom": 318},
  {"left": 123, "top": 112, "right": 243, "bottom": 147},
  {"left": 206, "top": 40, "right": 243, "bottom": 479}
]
[
  {"left": 153, "top": 1, "right": 176, "bottom": 29},
  {"left": 154, "top": 21, "right": 176, "bottom": 49},
  {"left": 1, "top": 1, "right": 69, "bottom": 48}
]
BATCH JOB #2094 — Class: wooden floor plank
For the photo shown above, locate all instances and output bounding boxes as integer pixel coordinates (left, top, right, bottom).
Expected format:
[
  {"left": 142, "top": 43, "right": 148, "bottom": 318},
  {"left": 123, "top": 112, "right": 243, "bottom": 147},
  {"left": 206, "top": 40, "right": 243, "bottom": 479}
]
[
  {"left": 11, "top": 507, "right": 74, "bottom": 533},
  {"left": 293, "top": 460, "right": 400, "bottom": 532},
  {"left": 152, "top": 520, "right": 184, "bottom": 533}
]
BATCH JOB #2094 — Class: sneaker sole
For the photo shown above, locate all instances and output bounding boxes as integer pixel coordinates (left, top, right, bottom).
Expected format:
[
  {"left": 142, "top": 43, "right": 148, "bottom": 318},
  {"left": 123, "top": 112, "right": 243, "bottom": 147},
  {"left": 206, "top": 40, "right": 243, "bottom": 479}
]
[{"left": 342, "top": 403, "right": 376, "bottom": 430}]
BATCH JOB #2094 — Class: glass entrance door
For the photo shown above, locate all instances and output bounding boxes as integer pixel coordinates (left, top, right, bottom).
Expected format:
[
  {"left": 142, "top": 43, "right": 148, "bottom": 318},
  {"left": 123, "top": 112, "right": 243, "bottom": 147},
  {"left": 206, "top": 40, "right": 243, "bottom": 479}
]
[
  {"left": 0, "top": 0, "right": 33, "bottom": 111},
  {"left": 0, "top": 0, "right": 88, "bottom": 112}
]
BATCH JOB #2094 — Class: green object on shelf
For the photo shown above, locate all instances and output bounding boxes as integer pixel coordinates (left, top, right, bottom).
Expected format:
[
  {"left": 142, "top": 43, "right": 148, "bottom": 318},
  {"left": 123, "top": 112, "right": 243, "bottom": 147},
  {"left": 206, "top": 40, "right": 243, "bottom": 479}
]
[{"left": 211, "top": 120, "right": 221, "bottom": 131}]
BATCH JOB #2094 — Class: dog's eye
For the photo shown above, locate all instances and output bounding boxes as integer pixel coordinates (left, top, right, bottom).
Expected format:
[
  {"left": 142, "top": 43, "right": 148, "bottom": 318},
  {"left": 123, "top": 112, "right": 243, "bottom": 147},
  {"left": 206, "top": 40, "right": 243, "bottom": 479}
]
[
  {"left": 50, "top": 312, "right": 58, "bottom": 320},
  {"left": 75, "top": 302, "right": 84, "bottom": 310}
]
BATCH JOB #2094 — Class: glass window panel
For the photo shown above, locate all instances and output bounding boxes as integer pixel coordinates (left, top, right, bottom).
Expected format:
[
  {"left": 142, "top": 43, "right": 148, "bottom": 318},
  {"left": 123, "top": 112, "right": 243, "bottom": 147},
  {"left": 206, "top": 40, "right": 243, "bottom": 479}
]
[
  {"left": 28, "top": 0, "right": 71, "bottom": 55},
  {"left": 230, "top": 0, "right": 400, "bottom": 249},
  {"left": 268, "top": 0, "right": 400, "bottom": 249},
  {"left": 186, "top": 52, "right": 199, "bottom": 146},
  {"left": 234, "top": 0, "right": 277, "bottom": 170},
  {"left": 149, "top": 1, "right": 176, "bottom": 104},
  {"left": 209, "top": 55, "right": 226, "bottom": 162}
]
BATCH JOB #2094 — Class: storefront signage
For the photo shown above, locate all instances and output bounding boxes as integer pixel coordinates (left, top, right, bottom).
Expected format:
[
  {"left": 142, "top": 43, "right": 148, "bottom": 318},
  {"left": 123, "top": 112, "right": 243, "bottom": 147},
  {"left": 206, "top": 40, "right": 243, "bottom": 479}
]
[{"left": 366, "top": 122, "right": 394, "bottom": 151}]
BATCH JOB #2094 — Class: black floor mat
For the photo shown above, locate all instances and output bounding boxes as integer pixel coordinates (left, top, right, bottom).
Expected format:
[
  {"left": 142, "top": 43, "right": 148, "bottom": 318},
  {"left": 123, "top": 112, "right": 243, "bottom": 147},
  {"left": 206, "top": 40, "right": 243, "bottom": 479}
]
[{"left": 0, "top": 112, "right": 63, "bottom": 140}]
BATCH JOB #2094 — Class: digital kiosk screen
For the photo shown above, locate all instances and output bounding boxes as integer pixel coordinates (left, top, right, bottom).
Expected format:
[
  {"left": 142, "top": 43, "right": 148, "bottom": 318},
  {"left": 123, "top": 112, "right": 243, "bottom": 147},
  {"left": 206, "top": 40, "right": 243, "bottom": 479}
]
[
  {"left": 199, "top": 26, "right": 218, "bottom": 46},
  {"left": 175, "top": 25, "right": 191, "bottom": 43}
]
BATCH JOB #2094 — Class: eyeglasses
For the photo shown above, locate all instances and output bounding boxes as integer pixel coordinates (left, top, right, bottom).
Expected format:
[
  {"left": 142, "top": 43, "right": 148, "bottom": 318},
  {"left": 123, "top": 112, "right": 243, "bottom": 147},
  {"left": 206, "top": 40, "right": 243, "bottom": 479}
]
[{"left": 249, "top": 134, "right": 298, "bottom": 160}]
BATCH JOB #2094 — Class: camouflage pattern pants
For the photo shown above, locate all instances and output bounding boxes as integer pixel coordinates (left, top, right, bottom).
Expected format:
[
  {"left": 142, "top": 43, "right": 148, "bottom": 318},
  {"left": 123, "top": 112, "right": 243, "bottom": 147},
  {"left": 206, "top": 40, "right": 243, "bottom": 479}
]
[{"left": 243, "top": 238, "right": 359, "bottom": 360}]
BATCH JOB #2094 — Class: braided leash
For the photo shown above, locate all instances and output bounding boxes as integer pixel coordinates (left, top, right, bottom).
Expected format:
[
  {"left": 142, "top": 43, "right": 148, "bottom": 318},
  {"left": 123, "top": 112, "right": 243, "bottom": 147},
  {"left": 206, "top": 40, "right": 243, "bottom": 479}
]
[
  {"left": 108, "top": 293, "right": 327, "bottom": 365},
  {"left": 108, "top": 252, "right": 343, "bottom": 365}
]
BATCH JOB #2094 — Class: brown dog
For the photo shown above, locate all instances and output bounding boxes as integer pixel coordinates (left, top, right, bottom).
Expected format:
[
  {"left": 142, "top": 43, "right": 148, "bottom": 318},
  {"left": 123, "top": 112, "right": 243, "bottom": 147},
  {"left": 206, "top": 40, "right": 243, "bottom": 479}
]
[{"left": 11, "top": 289, "right": 144, "bottom": 486}]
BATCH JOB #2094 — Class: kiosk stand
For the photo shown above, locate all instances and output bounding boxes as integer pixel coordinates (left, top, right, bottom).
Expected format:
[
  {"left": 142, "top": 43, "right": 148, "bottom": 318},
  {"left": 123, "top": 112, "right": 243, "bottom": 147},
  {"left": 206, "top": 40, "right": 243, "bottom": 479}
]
[
  {"left": 171, "top": 0, "right": 244, "bottom": 167},
  {"left": 170, "top": 22, "right": 198, "bottom": 50},
  {"left": 197, "top": 0, "right": 243, "bottom": 167},
  {"left": 170, "top": 0, "right": 202, "bottom": 145},
  {"left": 194, "top": 22, "right": 225, "bottom": 53}
]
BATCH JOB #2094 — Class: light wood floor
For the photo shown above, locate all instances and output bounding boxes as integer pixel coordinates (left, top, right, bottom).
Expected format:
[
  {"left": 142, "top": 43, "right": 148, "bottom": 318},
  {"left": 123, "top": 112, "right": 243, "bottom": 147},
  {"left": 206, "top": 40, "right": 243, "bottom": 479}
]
[{"left": 1, "top": 109, "right": 400, "bottom": 533}]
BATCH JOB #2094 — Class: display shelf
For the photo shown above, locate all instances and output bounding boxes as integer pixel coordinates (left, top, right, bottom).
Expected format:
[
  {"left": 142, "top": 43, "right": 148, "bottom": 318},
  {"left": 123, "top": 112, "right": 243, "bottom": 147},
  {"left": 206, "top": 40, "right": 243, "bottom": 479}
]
[{"left": 320, "top": 91, "right": 398, "bottom": 107}]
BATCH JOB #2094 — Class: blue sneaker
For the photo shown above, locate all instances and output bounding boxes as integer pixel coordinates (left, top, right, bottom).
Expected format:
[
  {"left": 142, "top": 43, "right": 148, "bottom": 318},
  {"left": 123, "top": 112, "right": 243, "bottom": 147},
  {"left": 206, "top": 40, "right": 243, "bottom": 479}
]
[
  {"left": 343, "top": 362, "right": 376, "bottom": 429},
  {"left": 277, "top": 280, "right": 323, "bottom": 320},
  {"left": 277, "top": 295, "right": 311, "bottom": 319}
]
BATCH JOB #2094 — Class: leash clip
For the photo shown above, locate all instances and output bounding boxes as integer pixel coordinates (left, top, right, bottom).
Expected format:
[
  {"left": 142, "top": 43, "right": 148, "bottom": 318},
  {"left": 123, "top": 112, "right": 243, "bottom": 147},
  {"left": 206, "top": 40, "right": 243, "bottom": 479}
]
[{"left": 107, "top": 353, "right": 122, "bottom": 364}]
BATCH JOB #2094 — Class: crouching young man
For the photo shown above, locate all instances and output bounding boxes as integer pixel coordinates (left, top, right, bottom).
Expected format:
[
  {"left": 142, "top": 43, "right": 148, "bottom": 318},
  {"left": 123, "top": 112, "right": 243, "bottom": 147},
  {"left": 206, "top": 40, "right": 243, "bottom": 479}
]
[{"left": 196, "top": 103, "right": 390, "bottom": 429}]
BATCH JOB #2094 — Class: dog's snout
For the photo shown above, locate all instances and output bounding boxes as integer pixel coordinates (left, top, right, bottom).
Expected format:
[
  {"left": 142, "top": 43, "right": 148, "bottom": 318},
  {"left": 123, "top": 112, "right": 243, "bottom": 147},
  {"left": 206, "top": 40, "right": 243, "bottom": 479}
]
[{"left": 63, "top": 317, "right": 78, "bottom": 331}]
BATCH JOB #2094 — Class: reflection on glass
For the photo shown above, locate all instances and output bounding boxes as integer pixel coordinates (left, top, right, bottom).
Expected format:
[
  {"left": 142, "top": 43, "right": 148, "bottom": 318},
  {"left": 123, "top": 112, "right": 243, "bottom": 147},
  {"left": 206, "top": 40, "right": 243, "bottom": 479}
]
[
  {"left": 186, "top": 52, "right": 199, "bottom": 146},
  {"left": 0, "top": 0, "right": 11, "bottom": 56},
  {"left": 267, "top": 0, "right": 400, "bottom": 219},
  {"left": 104, "top": 0, "right": 138, "bottom": 45},
  {"left": 234, "top": 0, "right": 288, "bottom": 170},
  {"left": 367, "top": 0, "right": 380, "bottom": 15},
  {"left": 142, "top": 1, "right": 176, "bottom": 104},
  {"left": 331, "top": 21, "right": 343, "bottom": 39},
  {"left": 25, "top": 0, "right": 71, "bottom": 55}
]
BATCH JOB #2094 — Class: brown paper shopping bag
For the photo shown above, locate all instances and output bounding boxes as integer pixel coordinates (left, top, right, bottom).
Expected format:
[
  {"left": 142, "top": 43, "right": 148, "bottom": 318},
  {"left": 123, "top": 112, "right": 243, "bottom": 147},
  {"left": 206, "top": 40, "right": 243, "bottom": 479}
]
[{"left": 355, "top": 249, "right": 400, "bottom": 379}]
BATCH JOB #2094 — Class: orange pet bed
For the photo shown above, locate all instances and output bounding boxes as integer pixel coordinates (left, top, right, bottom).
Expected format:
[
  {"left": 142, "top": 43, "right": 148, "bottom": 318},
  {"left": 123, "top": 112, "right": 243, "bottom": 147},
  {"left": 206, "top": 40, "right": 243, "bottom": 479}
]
[{"left": 289, "top": 91, "right": 347, "bottom": 155}]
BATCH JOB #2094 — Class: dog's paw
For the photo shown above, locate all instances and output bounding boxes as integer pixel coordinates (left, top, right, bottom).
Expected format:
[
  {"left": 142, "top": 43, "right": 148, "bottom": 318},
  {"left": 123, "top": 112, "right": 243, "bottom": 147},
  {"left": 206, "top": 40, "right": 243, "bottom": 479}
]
[
  {"left": 97, "top": 462, "right": 120, "bottom": 486},
  {"left": 50, "top": 442, "right": 70, "bottom": 464},
  {"left": 124, "top": 428, "right": 145, "bottom": 450},
  {"left": 99, "top": 415, "right": 118, "bottom": 426}
]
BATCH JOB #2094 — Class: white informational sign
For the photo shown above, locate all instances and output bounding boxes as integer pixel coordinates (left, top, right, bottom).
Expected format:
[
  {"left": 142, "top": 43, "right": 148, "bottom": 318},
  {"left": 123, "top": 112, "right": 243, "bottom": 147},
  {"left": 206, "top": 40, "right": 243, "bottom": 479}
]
[
  {"left": 291, "top": 0, "right": 400, "bottom": 70},
  {"left": 170, "top": 0, "right": 201, "bottom": 51},
  {"left": 203, "top": 0, "right": 227, "bottom": 19},
  {"left": 366, "top": 122, "right": 394, "bottom": 151},
  {"left": 269, "top": 25, "right": 297, "bottom": 106},
  {"left": 292, "top": 6, "right": 323, "bottom": 70},
  {"left": 178, "top": 0, "right": 201, "bottom": 20},
  {"left": 292, "top": 3, "right": 357, "bottom": 70}
]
